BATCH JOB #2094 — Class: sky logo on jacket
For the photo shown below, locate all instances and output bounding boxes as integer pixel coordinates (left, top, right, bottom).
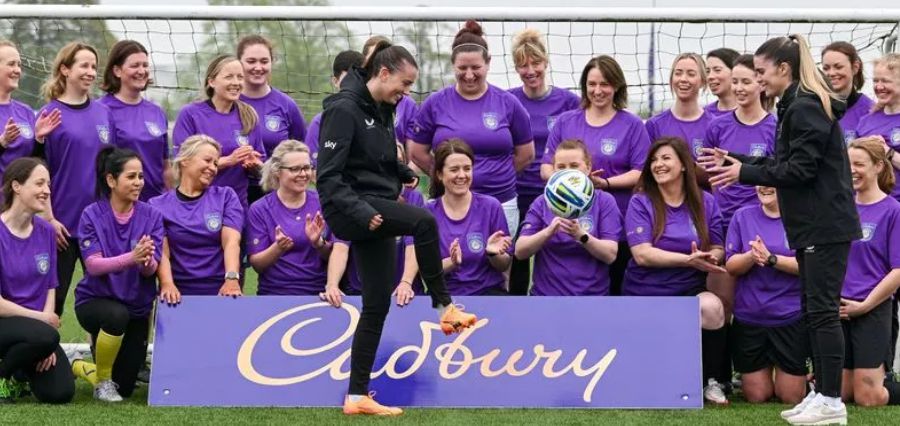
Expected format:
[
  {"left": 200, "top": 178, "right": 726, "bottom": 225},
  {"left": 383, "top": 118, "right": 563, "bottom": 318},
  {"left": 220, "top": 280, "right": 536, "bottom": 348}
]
[{"left": 323, "top": 140, "right": 336, "bottom": 150}]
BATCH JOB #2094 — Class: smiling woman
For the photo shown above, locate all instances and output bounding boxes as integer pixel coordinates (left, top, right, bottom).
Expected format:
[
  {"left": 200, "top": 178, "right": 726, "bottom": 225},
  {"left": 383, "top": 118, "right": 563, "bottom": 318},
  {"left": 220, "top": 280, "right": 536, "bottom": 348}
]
[
  {"left": 316, "top": 39, "right": 478, "bottom": 416},
  {"left": 99, "top": 40, "right": 171, "bottom": 202}
]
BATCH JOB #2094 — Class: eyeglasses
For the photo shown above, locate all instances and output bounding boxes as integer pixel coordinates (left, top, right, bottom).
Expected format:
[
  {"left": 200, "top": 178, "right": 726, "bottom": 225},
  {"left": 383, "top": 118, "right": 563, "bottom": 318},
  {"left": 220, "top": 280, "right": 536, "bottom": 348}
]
[{"left": 279, "top": 165, "right": 314, "bottom": 174}]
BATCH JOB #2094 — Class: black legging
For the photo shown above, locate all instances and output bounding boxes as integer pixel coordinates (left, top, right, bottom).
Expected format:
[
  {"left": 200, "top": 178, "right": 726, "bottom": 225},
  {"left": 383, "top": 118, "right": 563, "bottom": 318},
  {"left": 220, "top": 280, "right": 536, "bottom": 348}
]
[
  {"left": 74, "top": 298, "right": 150, "bottom": 398},
  {"left": 0, "top": 316, "right": 74, "bottom": 403},
  {"left": 55, "top": 237, "right": 84, "bottom": 316},
  {"left": 508, "top": 193, "right": 537, "bottom": 295},
  {"left": 328, "top": 197, "right": 452, "bottom": 395},
  {"left": 797, "top": 242, "right": 850, "bottom": 398}
]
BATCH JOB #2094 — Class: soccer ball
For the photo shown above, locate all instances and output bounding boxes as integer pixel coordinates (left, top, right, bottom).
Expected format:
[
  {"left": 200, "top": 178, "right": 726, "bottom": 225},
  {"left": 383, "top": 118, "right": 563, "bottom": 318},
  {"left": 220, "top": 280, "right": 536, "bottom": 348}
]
[{"left": 544, "top": 169, "right": 595, "bottom": 219}]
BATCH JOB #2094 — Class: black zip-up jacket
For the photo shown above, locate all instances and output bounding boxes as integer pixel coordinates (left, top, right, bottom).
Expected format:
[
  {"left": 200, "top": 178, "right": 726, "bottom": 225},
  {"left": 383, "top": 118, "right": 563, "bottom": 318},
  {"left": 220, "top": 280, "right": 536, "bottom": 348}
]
[
  {"left": 316, "top": 67, "right": 417, "bottom": 229},
  {"left": 734, "top": 82, "right": 861, "bottom": 249}
]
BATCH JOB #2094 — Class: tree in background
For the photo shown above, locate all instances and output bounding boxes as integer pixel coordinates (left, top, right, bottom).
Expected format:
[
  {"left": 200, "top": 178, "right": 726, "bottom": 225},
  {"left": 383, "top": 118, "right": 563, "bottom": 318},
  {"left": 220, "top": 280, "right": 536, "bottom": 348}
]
[{"left": 1, "top": 0, "right": 117, "bottom": 109}]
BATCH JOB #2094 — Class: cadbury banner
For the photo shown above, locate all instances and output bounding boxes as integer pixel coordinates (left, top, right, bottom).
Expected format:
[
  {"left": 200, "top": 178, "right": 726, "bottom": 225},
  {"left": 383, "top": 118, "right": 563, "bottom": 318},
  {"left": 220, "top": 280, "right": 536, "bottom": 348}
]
[{"left": 149, "top": 296, "right": 701, "bottom": 408}]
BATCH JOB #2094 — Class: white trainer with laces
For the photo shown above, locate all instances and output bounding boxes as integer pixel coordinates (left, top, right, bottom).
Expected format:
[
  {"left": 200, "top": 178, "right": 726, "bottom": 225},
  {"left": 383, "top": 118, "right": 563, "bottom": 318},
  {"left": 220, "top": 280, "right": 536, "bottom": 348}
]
[
  {"left": 703, "top": 378, "right": 729, "bottom": 405},
  {"left": 787, "top": 395, "right": 847, "bottom": 426},
  {"left": 781, "top": 389, "right": 818, "bottom": 420},
  {"left": 94, "top": 380, "right": 123, "bottom": 403}
]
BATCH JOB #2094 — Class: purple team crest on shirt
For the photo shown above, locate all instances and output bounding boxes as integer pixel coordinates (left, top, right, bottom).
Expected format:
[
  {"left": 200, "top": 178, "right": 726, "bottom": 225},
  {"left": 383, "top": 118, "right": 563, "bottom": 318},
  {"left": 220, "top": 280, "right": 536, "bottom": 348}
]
[
  {"left": 467, "top": 232, "right": 485, "bottom": 253},
  {"left": 264, "top": 115, "right": 282, "bottom": 132},
  {"left": 600, "top": 138, "right": 618, "bottom": 155},
  {"left": 843, "top": 130, "right": 858, "bottom": 144},
  {"left": 547, "top": 116, "right": 559, "bottom": 130},
  {"left": 17, "top": 122, "right": 33, "bottom": 139},
  {"left": 34, "top": 253, "right": 50, "bottom": 275},
  {"left": 860, "top": 222, "right": 877, "bottom": 242},
  {"left": 145, "top": 121, "right": 164, "bottom": 137},
  {"left": 749, "top": 143, "right": 767, "bottom": 157},
  {"left": 205, "top": 212, "right": 223, "bottom": 232},
  {"left": 691, "top": 139, "right": 704, "bottom": 158},
  {"left": 97, "top": 125, "right": 110, "bottom": 144},
  {"left": 234, "top": 130, "right": 249, "bottom": 146},
  {"left": 578, "top": 216, "right": 594, "bottom": 233},
  {"left": 891, "top": 128, "right": 900, "bottom": 146},
  {"left": 482, "top": 112, "right": 499, "bottom": 130}
]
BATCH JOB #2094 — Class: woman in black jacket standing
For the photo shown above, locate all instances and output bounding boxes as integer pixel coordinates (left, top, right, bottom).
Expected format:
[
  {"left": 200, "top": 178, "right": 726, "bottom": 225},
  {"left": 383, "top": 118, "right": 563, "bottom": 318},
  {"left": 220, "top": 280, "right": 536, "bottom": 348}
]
[
  {"left": 316, "top": 40, "right": 477, "bottom": 417},
  {"left": 702, "top": 34, "right": 860, "bottom": 426}
]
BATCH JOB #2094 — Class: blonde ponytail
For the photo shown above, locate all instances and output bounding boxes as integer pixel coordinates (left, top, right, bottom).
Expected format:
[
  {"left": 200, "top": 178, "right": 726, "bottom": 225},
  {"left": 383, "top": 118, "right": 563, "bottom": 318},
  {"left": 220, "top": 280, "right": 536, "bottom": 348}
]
[{"left": 791, "top": 34, "right": 837, "bottom": 121}]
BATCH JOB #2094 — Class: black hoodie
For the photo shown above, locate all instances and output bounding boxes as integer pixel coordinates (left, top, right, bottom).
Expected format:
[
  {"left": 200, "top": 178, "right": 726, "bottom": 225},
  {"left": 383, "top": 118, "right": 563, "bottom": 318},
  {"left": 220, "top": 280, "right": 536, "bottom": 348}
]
[
  {"left": 734, "top": 82, "right": 861, "bottom": 249},
  {"left": 316, "top": 67, "right": 417, "bottom": 229}
]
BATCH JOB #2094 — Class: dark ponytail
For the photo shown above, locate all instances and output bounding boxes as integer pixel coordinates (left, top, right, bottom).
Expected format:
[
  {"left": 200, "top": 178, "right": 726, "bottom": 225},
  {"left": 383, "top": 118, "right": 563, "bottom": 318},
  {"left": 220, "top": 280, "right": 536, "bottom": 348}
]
[
  {"left": 96, "top": 146, "right": 142, "bottom": 199},
  {"left": 362, "top": 40, "right": 418, "bottom": 80}
]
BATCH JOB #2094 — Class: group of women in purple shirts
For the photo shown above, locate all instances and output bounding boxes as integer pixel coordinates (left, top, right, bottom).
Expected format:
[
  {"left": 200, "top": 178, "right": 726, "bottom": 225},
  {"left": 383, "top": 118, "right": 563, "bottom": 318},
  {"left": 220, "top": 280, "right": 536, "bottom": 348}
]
[{"left": 1, "top": 20, "right": 899, "bottom": 412}]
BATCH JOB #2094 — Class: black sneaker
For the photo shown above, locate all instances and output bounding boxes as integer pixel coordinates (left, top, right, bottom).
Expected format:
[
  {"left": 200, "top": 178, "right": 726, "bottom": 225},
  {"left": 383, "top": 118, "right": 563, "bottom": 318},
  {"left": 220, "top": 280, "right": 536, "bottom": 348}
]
[{"left": 137, "top": 362, "right": 151, "bottom": 384}]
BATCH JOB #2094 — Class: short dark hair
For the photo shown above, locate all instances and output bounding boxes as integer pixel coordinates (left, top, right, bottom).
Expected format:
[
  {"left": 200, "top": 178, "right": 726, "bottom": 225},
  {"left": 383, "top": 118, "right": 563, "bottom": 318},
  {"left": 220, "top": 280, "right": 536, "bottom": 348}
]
[
  {"left": 706, "top": 48, "right": 740, "bottom": 69},
  {"left": 332, "top": 50, "right": 364, "bottom": 78},
  {"left": 102, "top": 40, "right": 150, "bottom": 94},
  {"left": 96, "top": 146, "right": 143, "bottom": 199}
]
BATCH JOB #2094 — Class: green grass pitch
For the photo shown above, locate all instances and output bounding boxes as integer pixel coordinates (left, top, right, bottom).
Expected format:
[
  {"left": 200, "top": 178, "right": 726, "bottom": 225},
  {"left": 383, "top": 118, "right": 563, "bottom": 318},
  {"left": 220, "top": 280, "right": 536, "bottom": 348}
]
[{"left": 5, "top": 266, "right": 900, "bottom": 424}]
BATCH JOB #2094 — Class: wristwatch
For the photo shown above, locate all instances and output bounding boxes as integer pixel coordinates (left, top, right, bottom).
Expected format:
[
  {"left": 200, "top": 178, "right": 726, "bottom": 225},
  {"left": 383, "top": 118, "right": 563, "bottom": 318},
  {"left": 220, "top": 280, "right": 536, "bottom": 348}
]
[
  {"left": 579, "top": 233, "right": 590, "bottom": 244},
  {"left": 766, "top": 254, "right": 778, "bottom": 267},
  {"left": 224, "top": 271, "right": 240, "bottom": 281}
]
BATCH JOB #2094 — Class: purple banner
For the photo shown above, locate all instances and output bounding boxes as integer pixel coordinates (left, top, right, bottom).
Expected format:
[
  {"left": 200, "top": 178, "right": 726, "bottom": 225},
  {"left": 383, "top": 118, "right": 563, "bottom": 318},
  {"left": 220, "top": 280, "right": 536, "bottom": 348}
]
[{"left": 149, "top": 296, "right": 701, "bottom": 408}]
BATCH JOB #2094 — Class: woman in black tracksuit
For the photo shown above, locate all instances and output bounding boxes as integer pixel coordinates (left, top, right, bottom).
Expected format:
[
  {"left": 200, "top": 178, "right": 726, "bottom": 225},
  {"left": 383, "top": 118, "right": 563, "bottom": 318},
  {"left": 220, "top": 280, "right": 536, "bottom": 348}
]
[
  {"left": 702, "top": 34, "right": 860, "bottom": 425},
  {"left": 316, "top": 41, "right": 477, "bottom": 416}
]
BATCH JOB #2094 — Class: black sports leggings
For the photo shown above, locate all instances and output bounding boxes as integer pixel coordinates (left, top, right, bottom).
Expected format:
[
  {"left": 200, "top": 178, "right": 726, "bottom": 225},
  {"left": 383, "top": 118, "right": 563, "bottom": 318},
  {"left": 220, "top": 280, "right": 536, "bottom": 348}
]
[
  {"left": 0, "top": 316, "right": 74, "bottom": 403},
  {"left": 328, "top": 197, "right": 452, "bottom": 395},
  {"left": 797, "top": 242, "right": 850, "bottom": 398},
  {"left": 55, "top": 237, "right": 84, "bottom": 316},
  {"left": 75, "top": 298, "right": 151, "bottom": 398}
]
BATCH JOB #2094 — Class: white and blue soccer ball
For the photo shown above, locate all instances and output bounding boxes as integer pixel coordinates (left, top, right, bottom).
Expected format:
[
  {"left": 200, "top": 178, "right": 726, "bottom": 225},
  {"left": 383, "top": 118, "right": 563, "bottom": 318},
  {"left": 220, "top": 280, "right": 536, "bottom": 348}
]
[{"left": 544, "top": 169, "right": 595, "bottom": 219}]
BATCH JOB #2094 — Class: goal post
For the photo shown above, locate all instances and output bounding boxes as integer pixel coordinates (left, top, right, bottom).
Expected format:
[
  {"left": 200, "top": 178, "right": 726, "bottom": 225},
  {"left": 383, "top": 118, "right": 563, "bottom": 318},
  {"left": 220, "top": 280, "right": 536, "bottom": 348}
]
[{"left": 2, "top": 5, "right": 898, "bottom": 121}]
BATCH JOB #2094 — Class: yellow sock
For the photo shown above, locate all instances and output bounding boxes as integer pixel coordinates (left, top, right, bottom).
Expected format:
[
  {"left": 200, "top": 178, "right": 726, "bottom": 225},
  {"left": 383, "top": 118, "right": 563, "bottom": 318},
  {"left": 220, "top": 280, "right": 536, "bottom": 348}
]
[
  {"left": 72, "top": 359, "right": 98, "bottom": 386},
  {"left": 95, "top": 330, "right": 123, "bottom": 382}
]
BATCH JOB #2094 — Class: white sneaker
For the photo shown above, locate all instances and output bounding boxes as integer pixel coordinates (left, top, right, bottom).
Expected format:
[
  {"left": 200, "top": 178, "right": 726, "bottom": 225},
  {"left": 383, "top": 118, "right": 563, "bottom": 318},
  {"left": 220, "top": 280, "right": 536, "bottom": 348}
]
[
  {"left": 781, "top": 390, "right": 818, "bottom": 420},
  {"left": 94, "top": 380, "right": 123, "bottom": 402},
  {"left": 788, "top": 396, "right": 847, "bottom": 426},
  {"left": 703, "top": 378, "right": 729, "bottom": 405}
]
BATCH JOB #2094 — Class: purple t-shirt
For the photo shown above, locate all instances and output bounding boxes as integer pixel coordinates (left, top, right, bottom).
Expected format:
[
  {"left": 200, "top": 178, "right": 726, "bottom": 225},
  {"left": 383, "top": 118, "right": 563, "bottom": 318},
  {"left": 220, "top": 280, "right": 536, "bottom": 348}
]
[
  {"left": 0, "top": 217, "right": 57, "bottom": 311},
  {"left": 247, "top": 191, "right": 329, "bottom": 295},
  {"left": 704, "top": 101, "right": 734, "bottom": 119},
  {"left": 543, "top": 109, "right": 651, "bottom": 214},
  {"left": 427, "top": 193, "right": 509, "bottom": 295},
  {"left": 839, "top": 93, "right": 875, "bottom": 144},
  {"left": 74, "top": 201, "right": 164, "bottom": 318},
  {"left": 339, "top": 187, "right": 426, "bottom": 295},
  {"left": 704, "top": 112, "right": 776, "bottom": 225},
  {"left": 508, "top": 86, "right": 580, "bottom": 197},
  {"left": 240, "top": 88, "right": 306, "bottom": 157},
  {"left": 172, "top": 101, "right": 266, "bottom": 208},
  {"left": 842, "top": 196, "right": 900, "bottom": 301},
  {"left": 0, "top": 99, "right": 37, "bottom": 179},
  {"left": 519, "top": 190, "right": 622, "bottom": 296},
  {"left": 857, "top": 110, "right": 900, "bottom": 201},
  {"left": 149, "top": 186, "right": 244, "bottom": 295},
  {"left": 305, "top": 112, "right": 321, "bottom": 167},
  {"left": 411, "top": 85, "right": 534, "bottom": 203},
  {"left": 395, "top": 95, "right": 418, "bottom": 143},
  {"left": 726, "top": 205, "right": 801, "bottom": 326},
  {"left": 623, "top": 192, "right": 724, "bottom": 296},
  {"left": 40, "top": 99, "right": 115, "bottom": 237},
  {"left": 645, "top": 109, "right": 715, "bottom": 159},
  {"left": 98, "top": 94, "right": 169, "bottom": 201}
]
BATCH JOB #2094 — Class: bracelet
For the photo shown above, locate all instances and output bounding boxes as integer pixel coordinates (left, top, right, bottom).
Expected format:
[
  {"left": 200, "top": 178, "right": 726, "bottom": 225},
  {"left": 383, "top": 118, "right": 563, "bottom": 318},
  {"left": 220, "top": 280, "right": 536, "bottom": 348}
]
[
  {"left": 399, "top": 280, "right": 413, "bottom": 287},
  {"left": 603, "top": 178, "right": 611, "bottom": 189}
]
